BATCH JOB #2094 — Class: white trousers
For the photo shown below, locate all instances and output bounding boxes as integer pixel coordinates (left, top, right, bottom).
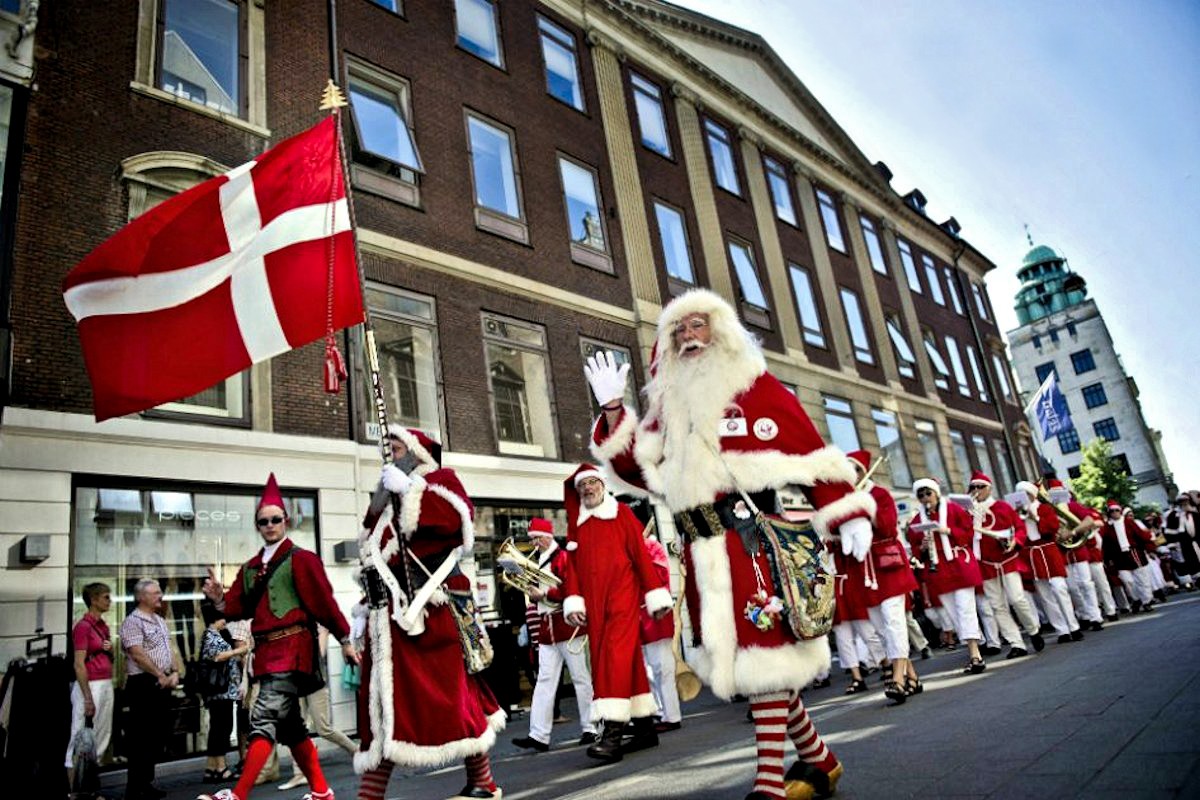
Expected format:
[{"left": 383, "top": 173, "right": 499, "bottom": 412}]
[
  {"left": 1030, "top": 590, "right": 1048, "bottom": 624},
  {"left": 642, "top": 639, "right": 681, "bottom": 724},
  {"left": 833, "top": 620, "right": 885, "bottom": 671},
  {"left": 976, "top": 593, "right": 1001, "bottom": 647},
  {"left": 1119, "top": 566, "right": 1154, "bottom": 605},
  {"left": 867, "top": 595, "right": 909, "bottom": 661},
  {"left": 66, "top": 679, "right": 114, "bottom": 767},
  {"left": 937, "top": 587, "right": 982, "bottom": 643},
  {"left": 1148, "top": 559, "right": 1166, "bottom": 591},
  {"left": 1065, "top": 561, "right": 1102, "bottom": 623},
  {"left": 982, "top": 572, "right": 1039, "bottom": 644},
  {"left": 906, "top": 611, "right": 929, "bottom": 653},
  {"left": 1035, "top": 576, "right": 1079, "bottom": 636},
  {"left": 1089, "top": 562, "right": 1118, "bottom": 616},
  {"left": 529, "top": 639, "right": 595, "bottom": 744}
]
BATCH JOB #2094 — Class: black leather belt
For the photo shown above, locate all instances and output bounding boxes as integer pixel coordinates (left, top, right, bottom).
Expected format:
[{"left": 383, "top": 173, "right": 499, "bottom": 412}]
[{"left": 674, "top": 490, "right": 778, "bottom": 542}]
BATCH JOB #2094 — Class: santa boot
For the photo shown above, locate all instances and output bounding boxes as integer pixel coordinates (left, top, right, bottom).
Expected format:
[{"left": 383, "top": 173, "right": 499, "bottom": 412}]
[
  {"left": 622, "top": 716, "right": 659, "bottom": 754},
  {"left": 585, "top": 721, "right": 625, "bottom": 763},
  {"left": 783, "top": 760, "right": 844, "bottom": 800}
]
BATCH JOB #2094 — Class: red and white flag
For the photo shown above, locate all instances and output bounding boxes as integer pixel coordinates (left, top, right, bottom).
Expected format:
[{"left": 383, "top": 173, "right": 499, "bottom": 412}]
[{"left": 63, "top": 117, "right": 363, "bottom": 421}]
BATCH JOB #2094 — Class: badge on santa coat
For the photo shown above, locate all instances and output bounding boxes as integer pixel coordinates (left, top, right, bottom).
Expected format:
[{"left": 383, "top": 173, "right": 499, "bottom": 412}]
[
  {"left": 719, "top": 417, "right": 748, "bottom": 437},
  {"left": 753, "top": 417, "right": 778, "bottom": 441}
]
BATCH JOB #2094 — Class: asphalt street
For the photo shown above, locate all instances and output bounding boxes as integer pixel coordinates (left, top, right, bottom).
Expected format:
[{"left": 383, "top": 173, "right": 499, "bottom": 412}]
[{"left": 112, "top": 592, "right": 1200, "bottom": 800}]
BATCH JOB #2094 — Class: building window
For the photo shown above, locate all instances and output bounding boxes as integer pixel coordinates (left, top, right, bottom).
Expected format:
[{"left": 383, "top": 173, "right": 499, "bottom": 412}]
[
  {"left": 966, "top": 345, "right": 989, "bottom": 402},
  {"left": 369, "top": 0, "right": 400, "bottom": 10},
  {"left": 347, "top": 59, "right": 423, "bottom": 206},
  {"left": 704, "top": 119, "right": 740, "bottom": 194},
  {"left": 1049, "top": 328, "right": 1060, "bottom": 344},
  {"left": 949, "top": 430, "right": 972, "bottom": 490},
  {"left": 1066, "top": 321, "right": 1077, "bottom": 337},
  {"left": 558, "top": 156, "right": 610, "bottom": 271},
  {"left": 727, "top": 239, "right": 768, "bottom": 311},
  {"left": 823, "top": 396, "right": 860, "bottom": 453},
  {"left": 915, "top": 419, "right": 949, "bottom": 489},
  {"left": 482, "top": 314, "right": 558, "bottom": 458},
  {"left": 538, "top": 16, "right": 583, "bottom": 111},
  {"left": 815, "top": 189, "right": 846, "bottom": 252},
  {"left": 860, "top": 216, "right": 888, "bottom": 274},
  {"left": 992, "top": 440, "right": 1015, "bottom": 493},
  {"left": 580, "top": 339, "right": 636, "bottom": 416},
  {"left": 885, "top": 315, "right": 916, "bottom": 379},
  {"left": 922, "top": 330, "right": 951, "bottom": 391},
  {"left": 1071, "top": 349, "right": 1096, "bottom": 374},
  {"left": 455, "top": 0, "right": 503, "bottom": 67},
  {"left": 991, "top": 353, "right": 1013, "bottom": 400},
  {"left": 971, "top": 434, "right": 998, "bottom": 489},
  {"left": 630, "top": 72, "right": 670, "bottom": 157},
  {"left": 466, "top": 113, "right": 526, "bottom": 242},
  {"left": 921, "top": 255, "right": 946, "bottom": 305},
  {"left": 788, "top": 264, "right": 826, "bottom": 348},
  {"left": 1093, "top": 417, "right": 1120, "bottom": 442},
  {"left": 1035, "top": 362, "right": 1057, "bottom": 386},
  {"left": 1032, "top": 334, "right": 1041, "bottom": 349},
  {"left": 158, "top": 0, "right": 244, "bottom": 116},
  {"left": 364, "top": 284, "right": 442, "bottom": 440},
  {"left": 1111, "top": 453, "right": 1132, "bottom": 475},
  {"left": 872, "top": 409, "right": 912, "bottom": 488},
  {"left": 763, "top": 156, "right": 797, "bottom": 225},
  {"left": 1058, "top": 429, "right": 1081, "bottom": 454},
  {"left": 971, "top": 283, "right": 990, "bottom": 320},
  {"left": 943, "top": 335, "right": 971, "bottom": 396},
  {"left": 944, "top": 268, "right": 965, "bottom": 315},
  {"left": 1082, "top": 383, "right": 1108, "bottom": 409},
  {"left": 897, "top": 238, "right": 921, "bottom": 293},
  {"left": 653, "top": 201, "right": 695, "bottom": 286},
  {"left": 840, "top": 288, "right": 874, "bottom": 365},
  {"left": 1067, "top": 465, "right": 1081, "bottom": 480}
]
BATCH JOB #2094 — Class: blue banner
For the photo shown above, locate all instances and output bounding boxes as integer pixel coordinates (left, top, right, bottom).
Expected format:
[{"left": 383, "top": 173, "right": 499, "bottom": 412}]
[{"left": 1030, "top": 371, "right": 1075, "bottom": 440}]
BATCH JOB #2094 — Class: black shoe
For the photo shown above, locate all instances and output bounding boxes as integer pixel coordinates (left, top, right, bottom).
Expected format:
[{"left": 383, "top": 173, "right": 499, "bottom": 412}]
[
  {"left": 451, "top": 786, "right": 497, "bottom": 799},
  {"left": 578, "top": 732, "right": 597, "bottom": 746},
  {"left": 964, "top": 657, "right": 986, "bottom": 675},
  {"left": 1031, "top": 633, "right": 1045, "bottom": 652},
  {"left": 905, "top": 676, "right": 924, "bottom": 696},
  {"left": 1089, "top": 621, "right": 1104, "bottom": 632},
  {"left": 586, "top": 721, "right": 625, "bottom": 762},
  {"left": 980, "top": 645, "right": 1002, "bottom": 656},
  {"left": 1058, "top": 634, "right": 1073, "bottom": 644},
  {"left": 654, "top": 721, "right": 682, "bottom": 733},
  {"left": 1131, "top": 600, "right": 1143, "bottom": 613},
  {"left": 1105, "top": 614, "right": 1119, "bottom": 622},
  {"left": 919, "top": 647, "right": 932, "bottom": 660},
  {"left": 1006, "top": 647, "right": 1028, "bottom": 659},
  {"left": 1071, "top": 629, "right": 1085, "bottom": 641},
  {"left": 512, "top": 735, "right": 549, "bottom": 752},
  {"left": 623, "top": 716, "right": 660, "bottom": 753},
  {"left": 1039, "top": 622, "right": 1054, "bottom": 635},
  {"left": 784, "top": 760, "right": 844, "bottom": 800},
  {"left": 844, "top": 678, "right": 868, "bottom": 695},
  {"left": 1143, "top": 602, "right": 1156, "bottom": 612},
  {"left": 883, "top": 678, "right": 907, "bottom": 705},
  {"left": 812, "top": 676, "right": 832, "bottom": 689}
]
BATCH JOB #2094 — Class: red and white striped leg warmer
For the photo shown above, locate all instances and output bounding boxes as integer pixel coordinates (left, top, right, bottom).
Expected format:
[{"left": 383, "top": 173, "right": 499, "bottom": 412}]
[
  {"left": 749, "top": 691, "right": 791, "bottom": 799},
  {"left": 356, "top": 759, "right": 393, "bottom": 800},
  {"left": 464, "top": 753, "right": 497, "bottom": 793},
  {"left": 787, "top": 692, "right": 839, "bottom": 774}
]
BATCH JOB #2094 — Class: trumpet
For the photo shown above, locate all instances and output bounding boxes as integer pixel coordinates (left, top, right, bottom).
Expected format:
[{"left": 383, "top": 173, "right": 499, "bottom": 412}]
[
  {"left": 496, "top": 538, "right": 561, "bottom": 598},
  {"left": 975, "top": 527, "right": 1017, "bottom": 553},
  {"left": 916, "top": 495, "right": 941, "bottom": 573},
  {"left": 1036, "top": 487, "right": 1093, "bottom": 550}
]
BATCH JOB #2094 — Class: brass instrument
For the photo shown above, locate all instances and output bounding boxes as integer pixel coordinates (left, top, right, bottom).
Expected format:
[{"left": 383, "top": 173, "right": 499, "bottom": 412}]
[
  {"left": 1037, "top": 487, "right": 1094, "bottom": 550},
  {"left": 916, "top": 494, "right": 941, "bottom": 573},
  {"left": 669, "top": 539, "right": 702, "bottom": 702},
  {"left": 496, "top": 538, "right": 562, "bottom": 597}
]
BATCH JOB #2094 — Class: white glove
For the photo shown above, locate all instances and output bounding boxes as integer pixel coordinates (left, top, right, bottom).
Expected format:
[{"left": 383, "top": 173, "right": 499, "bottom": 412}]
[
  {"left": 382, "top": 463, "right": 412, "bottom": 495},
  {"left": 839, "top": 517, "right": 873, "bottom": 562},
  {"left": 584, "top": 351, "right": 631, "bottom": 408}
]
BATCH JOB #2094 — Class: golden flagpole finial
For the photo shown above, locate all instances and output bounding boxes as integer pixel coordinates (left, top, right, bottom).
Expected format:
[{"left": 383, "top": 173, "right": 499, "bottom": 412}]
[{"left": 319, "top": 79, "right": 348, "bottom": 111}]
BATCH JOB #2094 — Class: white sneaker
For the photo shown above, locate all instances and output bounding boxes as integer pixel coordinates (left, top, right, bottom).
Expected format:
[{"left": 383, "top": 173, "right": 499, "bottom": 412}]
[
  {"left": 300, "top": 790, "right": 335, "bottom": 800},
  {"left": 278, "top": 773, "right": 309, "bottom": 791},
  {"left": 197, "top": 789, "right": 240, "bottom": 800}
]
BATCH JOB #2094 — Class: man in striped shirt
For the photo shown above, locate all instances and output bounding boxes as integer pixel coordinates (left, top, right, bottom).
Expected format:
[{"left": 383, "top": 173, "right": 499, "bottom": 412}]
[{"left": 120, "top": 578, "right": 178, "bottom": 800}]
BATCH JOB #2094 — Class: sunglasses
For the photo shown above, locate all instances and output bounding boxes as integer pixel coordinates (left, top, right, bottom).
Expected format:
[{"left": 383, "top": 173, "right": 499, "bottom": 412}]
[
  {"left": 256, "top": 515, "right": 285, "bottom": 527},
  {"left": 916, "top": 489, "right": 935, "bottom": 497},
  {"left": 969, "top": 484, "right": 989, "bottom": 490}
]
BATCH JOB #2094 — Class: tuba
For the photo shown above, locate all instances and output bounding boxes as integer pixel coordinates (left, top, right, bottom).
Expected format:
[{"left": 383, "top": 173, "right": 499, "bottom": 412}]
[
  {"left": 1039, "top": 487, "right": 1094, "bottom": 549},
  {"left": 496, "top": 538, "right": 561, "bottom": 597}
]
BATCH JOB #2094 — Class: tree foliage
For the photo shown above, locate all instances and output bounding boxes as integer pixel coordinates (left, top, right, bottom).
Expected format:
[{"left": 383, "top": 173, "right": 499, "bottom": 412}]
[{"left": 1071, "top": 438, "right": 1136, "bottom": 511}]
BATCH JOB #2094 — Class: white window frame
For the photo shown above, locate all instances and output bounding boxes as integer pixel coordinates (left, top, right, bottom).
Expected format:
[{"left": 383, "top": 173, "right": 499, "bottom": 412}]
[
  {"left": 860, "top": 215, "right": 888, "bottom": 274},
  {"left": 346, "top": 57, "right": 423, "bottom": 207},
  {"left": 840, "top": 287, "right": 874, "bottom": 365},
  {"left": 788, "top": 264, "right": 826, "bottom": 348},
  {"left": 915, "top": 419, "right": 949, "bottom": 488},
  {"left": 972, "top": 283, "right": 991, "bottom": 320},
  {"left": 455, "top": 0, "right": 504, "bottom": 68},
  {"left": 965, "top": 344, "right": 990, "bottom": 402},
  {"left": 763, "top": 156, "right": 797, "bottom": 226},
  {"left": 822, "top": 395, "right": 861, "bottom": 453},
  {"left": 727, "top": 238, "right": 769, "bottom": 323},
  {"left": 704, "top": 118, "right": 740, "bottom": 195},
  {"left": 922, "top": 254, "right": 946, "bottom": 305},
  {"left": 944, "top": 267, "right": 965, "bottom": 315},
  {"left": 949, "top": 429, "right": 972, "bottom": 490},
  {"left": 630, "top": 71, "right": 671, "bottom": 157},
  {"left": 538, "top": 15, "right": 584, "bottom": 112},
  {"left": 897, "top": 238, "right": 921, "bottom": 293},
  {"left": 943, "top": 334, "right": 972, "bottom": 397},
  {"left": 481, "top": 313, "right": 559, "bottom": 459},
  {"left": 885, "top": 315, "right": 916, "bottom": 379},
  {"left": 922, "top": 330, "right": 951, "bottom": 391},
  {"left": 872, "top": 408, "right": 912, "bottom": 489},
  {"left": 815, "top": 188, "right": 846, "bottom": 252},
  {"left": 653, "top": 199, "right": 695, "bottom": 288},
  {"left": 991, "top": 353, "right": 1014, "bottom": 401},
  {"left": 557, "top": 154, "right": 611, "bottom": 272},
  {"left": 465, "top": 111, "right": 527, "bottom": 243}
]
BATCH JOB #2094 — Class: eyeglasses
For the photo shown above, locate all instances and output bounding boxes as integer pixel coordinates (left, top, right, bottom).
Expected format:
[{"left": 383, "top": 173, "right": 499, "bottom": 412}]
[{"left": 256, "top": 516, "right": 285, "bottom": 527}]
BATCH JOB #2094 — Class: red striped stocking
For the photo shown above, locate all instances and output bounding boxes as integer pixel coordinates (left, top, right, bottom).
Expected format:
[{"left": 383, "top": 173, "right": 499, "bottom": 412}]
[
  {"left": 464, "top": 753, "right": 497, "bottom": 793},
  {"left": 749, "top": 691, "right": 790, "bottom": 798},
  {"left": 787, "top": 692, "right": 839, "bottom": 774},
  {"left": 356, "top": 759, "right": 393, "bottom": 800}
]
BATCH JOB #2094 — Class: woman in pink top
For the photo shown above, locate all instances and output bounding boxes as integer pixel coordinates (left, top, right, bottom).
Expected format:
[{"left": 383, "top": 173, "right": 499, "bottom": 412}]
[{"left": 66, "top": 582, "right": 114, "bottom": 774}]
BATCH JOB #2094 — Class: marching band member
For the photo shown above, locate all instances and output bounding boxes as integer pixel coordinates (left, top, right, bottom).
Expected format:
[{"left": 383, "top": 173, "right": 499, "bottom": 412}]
[
  {"left": 906, "top": 478, "right": 986, "bottom": 674},
  {"left": 1100, "top": 500, "right": 1157, "bottom": 613},
  {"left": 831, "top": 541, "right": 883, "bottom": 695},
  {"left": 1049, "top": 480, "right": 1105, "bottom": 632},
  {"left": 1164, "top": 493, "right": 1200, "bottom": 590},
  {"left": 1079, "top": 505, "right": 1120, "bottom": 621},
  {"left": 512, "top": 518, "right": 596, "bottom": 752},
  {"left": 639, "top": 519, "right": 683, "bottom": 733},
  {"left": 1016, "top": 481, "right": 1082, "bottom": 644},
  {"left": 969, "top": 472, "right": 1043, "bottom": 658}
]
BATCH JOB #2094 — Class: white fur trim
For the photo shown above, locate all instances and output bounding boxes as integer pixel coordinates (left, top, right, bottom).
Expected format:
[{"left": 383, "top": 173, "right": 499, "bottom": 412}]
[
  {"left": 566, "top": 541, "right": 578, "bottom": 551},
  {"left": 912, "top": 478, "right": 941, "bottom": 496},
  {"left": 630, "top": 692, "right": 658, "bottom": 718},
  {"left": 591, "top": 407, "right": 638, "bottom": 463},
  {"left": 685, "top": 535, "right": 830, "bottom": 699},
  {"left": 810, "top": 490, "right": 878, "bottom": 538},
  {"left": 573, "top": 468, "right": 605, "bottom": 487},
  {"left": 426, "top": 482, "right": 476, "bottom": 552},
  {"left": 354, "top": 708, "right": 506, "bottom": 773},
  {"left": 1016, "top": 481, "right": 1039, "bottom": 497},
  {"left": 396, "top": 474, "right": 427, "bottom": 545},
  {"left": 386, "top": 425, "right": 438, "bottom": 477},
  {"left": 644, "top": 587, "right": 673, "bottom": 615},
  {"left": 577, "top": 493, "right": 618, "bottom": 525},
  {"left": 563, "top": 595, "right": 585, "bottom": 617},
  {"left": 591, "top": 697, "right": 632, "bottom": 724}
]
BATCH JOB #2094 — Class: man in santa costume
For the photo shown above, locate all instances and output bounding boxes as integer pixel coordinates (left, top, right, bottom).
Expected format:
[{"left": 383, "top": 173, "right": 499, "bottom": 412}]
[
  {"left": 584, "top": 288, "right": 874, "bottom": 800},
  {"left": 1047, "top": 480, "right": 1105, "bottom": 632},
  {"left": 1100, "top": 499, "right": 1157, "bottom": 613},
  {"left": 353, "top": 427, "right": 505, "bottom": 800},
  {"left": 906, "top": 478, "right": 987, "bottom": 674},
  {"left": 511, "top": 517, "right": 596, "bottom": 752},
  {"left": 1016, "top": 481, "right": 1083, "bottom": 643},
  {"left": 199, "top": 474, "right": 356, "bottom": 800},
  {"left": 561, "top": 465, "right": 672, "bottom": 762},
  {"left": 968, "top": 471, "right": 1043, "bottom": 658}
]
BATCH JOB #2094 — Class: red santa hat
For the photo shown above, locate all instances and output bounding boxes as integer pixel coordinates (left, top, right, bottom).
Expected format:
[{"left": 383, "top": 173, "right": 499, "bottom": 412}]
[
  {"left": 1016, "top": 480, "right": 1039, "bottom": 497},
  {"left": 386, "top": 424, "right": 442, "bottom": 468},
  {"left": 1047, "top": 478, "right": 1065, "bottom": 490},
  {"left": 563, "top": 464, "right": 606, "bottom": 550},
  {"left": 256, "top": 472, "right": 286, "bottom": 517},
  {"left": 528, "top": 517, "right": 554, "bottom": 539},
  {"left": 1105, "top": 498, "right": 1122, "bottom": 511},
  {"left": 912, "top": 477, "right": 941, "bottom": 496},
  {"left": 846, "top": 450, "right": 871, "bottom": 474},
  {"left": 968, "top": 471, "right": 992, "bottom": 486}
]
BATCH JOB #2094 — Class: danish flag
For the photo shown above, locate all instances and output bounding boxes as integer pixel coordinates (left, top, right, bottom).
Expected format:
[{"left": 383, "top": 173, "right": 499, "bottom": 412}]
[{"left": 63, "top": 117, "right": 363, "bottom": 421}]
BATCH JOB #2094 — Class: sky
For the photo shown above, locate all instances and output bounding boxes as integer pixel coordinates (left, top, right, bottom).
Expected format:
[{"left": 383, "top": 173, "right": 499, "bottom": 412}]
[{"left": 670, "top": 0, "right": 1200, "bottom": 489}]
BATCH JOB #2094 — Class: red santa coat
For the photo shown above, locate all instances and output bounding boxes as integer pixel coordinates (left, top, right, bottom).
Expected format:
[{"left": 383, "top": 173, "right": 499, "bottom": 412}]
[
  {"left": 906, "top": 500, "right": 981, "bottom": 597},
  {"left": 640, "top": 536, "right": 675, "bottom": 645},
  {"left": 562, "top": 494, "right": 670, "bottom": 722},
  {"left": 1059, "top": 498, "right": 1098, "bottom": 566},
  {"left": 976, "top": 499, "right": 1024, "bottom": 581},
  {"left": 222, "top": 538, "right": 350, "bottom": 678},
  {"left": 1022, "top": 502, "right": 1068, "bottom": 580},
  {"left": 535, "top": 543, "right": 582, "bottom": 645},
  {"left": 1101, "top": 513, "right": 1155, "bottom": 572},
  {"left": 863, "top": 483, "right": 918, "bottom": 606},
  {"left": 832, "top": 548, "right": 872, "bottom": 623},
  {"left": 354, "top": 456, "right": 503, "bottom": 774}
]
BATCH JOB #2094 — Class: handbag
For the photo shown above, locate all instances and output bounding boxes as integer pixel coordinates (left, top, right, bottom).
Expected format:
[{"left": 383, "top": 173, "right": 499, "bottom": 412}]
[
  {"left": 873, "top": 540, "right": 908, "bottom": 571},
  {"left": 186, "top": 657, "right": 232, "bottom": 699},
  {"left": 752, "top": 508, "right": 836, "bottom": 640}
]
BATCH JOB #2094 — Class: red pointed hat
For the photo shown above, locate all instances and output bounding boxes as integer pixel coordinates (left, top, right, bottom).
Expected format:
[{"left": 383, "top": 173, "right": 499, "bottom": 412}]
[
  {"left": 257, "top": 472, "right": 286, "bottom": 516},
  {"left": 846, "top": 450, "right": 871, "bottom": 473},
  {"left": 387, "top": 424, "right": 442, "bottom": 466},
  {"left": 1047, "top": 478, "right": 1065, "bottom": 489},
  {"left": 969, "top": 471, "right": 992, "bottom": 486},
  {"left": 528, "top": 517, "right": 554, "bottom": 538},
  {"left": 1105, "top": 498, "right": 1122, "bottom": 510}
]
